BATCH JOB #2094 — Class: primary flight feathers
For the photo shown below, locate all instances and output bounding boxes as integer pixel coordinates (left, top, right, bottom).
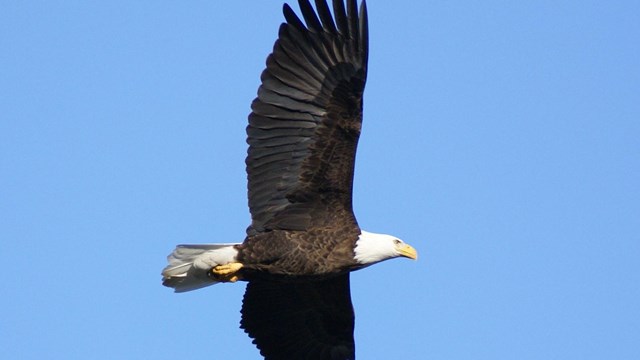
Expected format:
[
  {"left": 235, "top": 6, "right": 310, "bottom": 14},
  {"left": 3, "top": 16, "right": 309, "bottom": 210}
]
[{"left": 246, "top": 0, "right": 368, "bottom": 235}]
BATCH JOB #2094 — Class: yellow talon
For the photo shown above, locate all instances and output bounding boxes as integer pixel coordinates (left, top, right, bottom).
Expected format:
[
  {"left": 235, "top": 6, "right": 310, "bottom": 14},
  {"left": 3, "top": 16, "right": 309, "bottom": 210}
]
[
  {"left": 210, "top": 262, "right": 244, "bottom": 282},
  {"left": 213, "top": 262, "right": 244, "bottom": 275}
]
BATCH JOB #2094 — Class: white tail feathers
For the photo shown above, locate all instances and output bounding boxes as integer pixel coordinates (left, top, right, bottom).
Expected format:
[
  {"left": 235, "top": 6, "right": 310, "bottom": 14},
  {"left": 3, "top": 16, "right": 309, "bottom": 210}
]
[{"left": 161, "top": 243, "right": 240, "bottom": 293}]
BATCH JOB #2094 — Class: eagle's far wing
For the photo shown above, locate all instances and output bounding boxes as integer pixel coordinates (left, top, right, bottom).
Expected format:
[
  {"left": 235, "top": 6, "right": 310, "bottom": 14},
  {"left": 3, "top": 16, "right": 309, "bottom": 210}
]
[
  {"left": 241, "top": 274, "right": 355, "bottom": 360},
  {"left": 246, "top": 0, "right": 368, "bottom": 234}
]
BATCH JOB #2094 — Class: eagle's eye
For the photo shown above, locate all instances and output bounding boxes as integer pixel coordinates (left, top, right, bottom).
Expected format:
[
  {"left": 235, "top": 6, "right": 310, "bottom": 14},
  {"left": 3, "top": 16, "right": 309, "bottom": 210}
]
[{"left": 393, "top": 239, "right": 402, "bottom": 245}]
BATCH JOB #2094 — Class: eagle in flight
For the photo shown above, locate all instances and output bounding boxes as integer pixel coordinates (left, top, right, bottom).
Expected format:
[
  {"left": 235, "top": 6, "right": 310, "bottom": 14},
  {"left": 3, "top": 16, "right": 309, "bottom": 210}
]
[{"left": 162, "top": 1, "right": 418, "bottom": 359}]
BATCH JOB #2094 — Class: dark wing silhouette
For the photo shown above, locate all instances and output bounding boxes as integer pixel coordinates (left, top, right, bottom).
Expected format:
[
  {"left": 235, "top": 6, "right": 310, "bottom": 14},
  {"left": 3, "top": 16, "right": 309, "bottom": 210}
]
[
  {"left": 241, "top": 274, "right": 355, "bottom": 360},
  {"left": 246, "top": 0, "right": 368, "bottom": 234}
]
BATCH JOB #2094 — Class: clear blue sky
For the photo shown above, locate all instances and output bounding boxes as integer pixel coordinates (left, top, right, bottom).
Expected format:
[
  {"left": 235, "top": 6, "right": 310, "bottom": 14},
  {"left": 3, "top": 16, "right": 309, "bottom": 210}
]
[{"left": 2, "top": 1, "right": 639, "bottom": 359}]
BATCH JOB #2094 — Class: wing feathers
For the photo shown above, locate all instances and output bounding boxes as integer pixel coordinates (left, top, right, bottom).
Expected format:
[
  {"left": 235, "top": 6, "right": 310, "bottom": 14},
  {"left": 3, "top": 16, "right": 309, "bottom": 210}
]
[
  {"left": 315, "top": 0, "right": 338, "bottom": 35},
  {"left": 299, "top": 0, "right": 324, "bottom": 33},
  {"left": 241, "top": 275, "right": 355, "bottom": 360},
  {"left": 347, "top": 0, "right": 358, "bottom": 46},
  {"left": 359, "top": 0, "right": 369, "bottom": 66},
  {"left": 246, "top": 0, "right": 367, "bottom": 233},
  {"left": 332, "top": 0, "right": 349, "bottom": 36},
  {"left": 283, "top": 4, "right": 306, "bottom": 32},
  {"left": 257, "top": 87, "right": 325, "bottom": 115}
]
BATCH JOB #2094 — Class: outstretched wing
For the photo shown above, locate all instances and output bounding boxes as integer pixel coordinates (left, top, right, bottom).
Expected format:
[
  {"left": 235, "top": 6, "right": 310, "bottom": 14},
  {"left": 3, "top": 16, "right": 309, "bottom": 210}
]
[
  {"left": 241, "top": 274, "right": 355, "bottom": 360},
  {"left": 246, "top": 0, "right": 369, "bottom": 234}
]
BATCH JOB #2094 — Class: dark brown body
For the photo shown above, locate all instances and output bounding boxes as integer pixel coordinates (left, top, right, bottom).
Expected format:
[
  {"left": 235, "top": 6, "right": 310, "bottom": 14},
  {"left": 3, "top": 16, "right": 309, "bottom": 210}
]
[{"left": 238, "top": 225, "right": 360, "bottom": 277}]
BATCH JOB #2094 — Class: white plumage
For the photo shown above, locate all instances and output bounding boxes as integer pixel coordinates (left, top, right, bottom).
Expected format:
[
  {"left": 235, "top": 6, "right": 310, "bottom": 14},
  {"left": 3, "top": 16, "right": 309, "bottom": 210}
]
[
  {"left": 162, "top": 244, "right": 240, "bottom": 292},
  {"left": 353, "top": 231, "right": 412, "bottom": 265}
]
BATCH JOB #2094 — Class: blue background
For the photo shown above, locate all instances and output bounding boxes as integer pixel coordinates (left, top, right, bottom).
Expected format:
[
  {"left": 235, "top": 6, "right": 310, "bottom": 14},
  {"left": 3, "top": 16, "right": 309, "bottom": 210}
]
[{"left": 2, "top": 1, "right": 639, "bottom": 359}]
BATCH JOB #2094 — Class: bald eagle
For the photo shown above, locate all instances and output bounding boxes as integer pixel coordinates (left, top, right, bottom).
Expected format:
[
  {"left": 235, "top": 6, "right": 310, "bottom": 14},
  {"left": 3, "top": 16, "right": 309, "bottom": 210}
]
[{"left": 161, "top": 0, "right": 417, "bottom": 359}]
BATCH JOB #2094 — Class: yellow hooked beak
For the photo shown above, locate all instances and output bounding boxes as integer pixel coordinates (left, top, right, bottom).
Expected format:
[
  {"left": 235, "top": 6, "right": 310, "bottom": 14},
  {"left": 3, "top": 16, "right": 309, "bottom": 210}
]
[{"left": 398, "top": 243, "right": 418, "bottom": 260}]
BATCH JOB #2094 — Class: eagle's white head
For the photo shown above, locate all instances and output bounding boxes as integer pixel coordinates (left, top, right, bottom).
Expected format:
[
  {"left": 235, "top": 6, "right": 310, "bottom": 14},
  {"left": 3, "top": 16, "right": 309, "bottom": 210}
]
[{"left": 353, "top": 230, "right": 418, "bottom": 265}]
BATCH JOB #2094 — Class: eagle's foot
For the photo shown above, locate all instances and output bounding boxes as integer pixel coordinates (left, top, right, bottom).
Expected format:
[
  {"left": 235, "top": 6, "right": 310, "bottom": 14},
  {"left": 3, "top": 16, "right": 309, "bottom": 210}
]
[{"left": 210, "top": 262, "right": 244, "bottom": 282}]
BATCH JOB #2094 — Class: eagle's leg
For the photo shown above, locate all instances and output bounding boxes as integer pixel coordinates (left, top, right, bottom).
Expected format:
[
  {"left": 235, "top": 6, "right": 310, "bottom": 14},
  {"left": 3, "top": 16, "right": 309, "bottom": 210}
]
[{"left": 210, "top": 262, "right": 244, "bottom": 283}]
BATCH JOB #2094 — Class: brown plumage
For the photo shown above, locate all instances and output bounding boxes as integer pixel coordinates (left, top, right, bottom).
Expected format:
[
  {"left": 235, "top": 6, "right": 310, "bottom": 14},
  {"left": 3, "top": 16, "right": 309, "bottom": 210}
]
[{"left": 245, "top": 0, "right": 367, "bottom": 236}]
